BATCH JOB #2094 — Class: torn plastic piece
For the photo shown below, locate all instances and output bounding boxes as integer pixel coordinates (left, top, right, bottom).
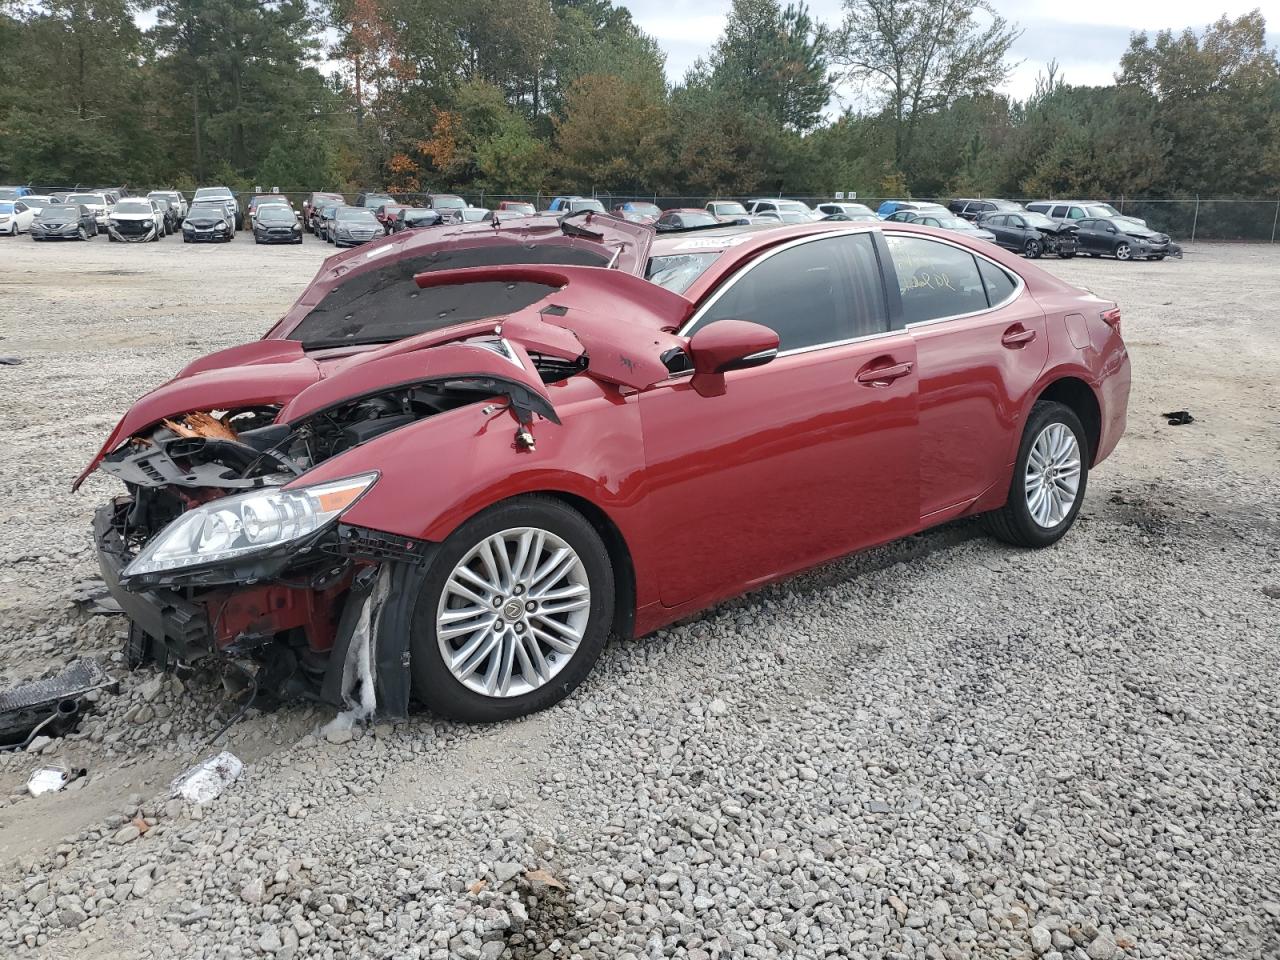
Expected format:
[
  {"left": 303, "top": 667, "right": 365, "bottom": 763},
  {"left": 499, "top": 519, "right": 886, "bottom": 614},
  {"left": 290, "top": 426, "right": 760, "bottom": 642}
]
[
  {"left": 28, "top": 766, "right": 86, "bottom": 796},
  {"left": 321, "top": 566, "right": 391, "bottom": 738},
  {"left": 1161, "top": 410, "right": 1194, "bottom": 425},
  {"left": 0, "top": 357, "right": 23, "bottom": 366},
  {"left": 171, "top": 751, "right": 243, "bottom": 804}
]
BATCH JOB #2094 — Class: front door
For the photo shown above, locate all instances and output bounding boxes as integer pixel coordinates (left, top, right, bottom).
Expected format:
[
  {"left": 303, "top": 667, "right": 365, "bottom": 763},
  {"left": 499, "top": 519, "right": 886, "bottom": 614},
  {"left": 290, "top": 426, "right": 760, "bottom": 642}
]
[{"left": 639, "top": 232, "right": 920, "bottom": 607}]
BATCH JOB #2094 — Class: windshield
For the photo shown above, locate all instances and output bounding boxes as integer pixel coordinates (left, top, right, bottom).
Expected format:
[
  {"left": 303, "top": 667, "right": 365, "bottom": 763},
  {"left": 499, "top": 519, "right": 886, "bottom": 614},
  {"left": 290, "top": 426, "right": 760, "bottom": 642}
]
[
  {"left": 115, "top": 201, "right": 152, "bottom": 214},
  {"left": 188, "top": 203, "right": 224, "bottom": 216},
  {"left": 1024, "top": 213, "right": 1057, "bottom": 229},
  {"left": 194, "top": 188, "right": 232, "bottom": 200},
  {"left": 503, "top": 203, "right": 535, "bottom": 214},
  {"left": 645, "top": 252, "right": 720, "bottom": 294},
  {"left": 259, "top": 206, "right": 294, "bottom": 222},
  {"left": 569, "top": 199, "right": 606, "bottom": 213},
  {"left": 430, "top": 196, "right": 465, "bottom": 209},
  {"left": 712, "top": 202, "right": 748, "bottom": 216},
  {"left": 667, "top": 211, "right": 717, "bottom": 228},
  {"left": 627, "top": 203, "right": 662, "bottom": 216},
  {"left": 776, "top": 201, "right": 813, "bottom": 214},
  {"left": 41, "top": 204, "right": 79, "bottom": 215},
  {"left": 337, "top": 208, "right": 378, "bottom": 223},
  {"left": 67, "top": 194, "right": 104, "bottom": 205}
]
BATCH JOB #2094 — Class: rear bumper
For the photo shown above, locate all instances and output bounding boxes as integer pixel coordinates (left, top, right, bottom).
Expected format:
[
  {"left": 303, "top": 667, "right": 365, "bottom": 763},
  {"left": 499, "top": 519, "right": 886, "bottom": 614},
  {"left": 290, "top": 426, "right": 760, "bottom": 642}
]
[{"left": 1094, "top": 349, "right": 1131, "bottom": 465}]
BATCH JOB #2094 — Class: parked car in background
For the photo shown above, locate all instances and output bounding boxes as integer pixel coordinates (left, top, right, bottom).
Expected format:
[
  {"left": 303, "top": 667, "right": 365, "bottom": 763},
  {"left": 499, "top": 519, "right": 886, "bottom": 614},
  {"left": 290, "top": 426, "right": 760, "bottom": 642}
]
[
  {"left": 182, "top": 200, "right": 234, "bottom": 243},
  {"left": 252, "top": 203, "right": 304, "bottom": 244},
  {"left": 705, "top": 200, "right": 750, "bottom": 220},
  {"left": 949, "top": 198, "right": 1023, "bottom": 221},
  {"left": 547, "top": 196, "right": 607, "bottom": 215},
  {"left": 883, "top": 204, "right": 950, "bottom": 223},
  {"left": 745, "top": 198, "right": 817, "bottom": 220},
  {"left": 30, "top": 202, "right": 96, "bottom": 240},
  {"left": 459, "top": 206, "right": 491, "bottom": 223},
  {"left": 815, "top": 201, "right": 877, "bottom": 220},
  {"left": 150, "top": 196, "right": 180, "bottom": 235},
  {"left": 497, "top": 200, "right": 536, "bottom": 216},
  {"left": 303, "top": 192, "right": 344, "bottom": 233},
  {"left": 656, "top": 209, "right": 720, "bottom": 230},
  {"left": 107, "top": 198, "right": 165, "bottom": 242},
  {"left": 392, "top": 208, "right": 444, "bottom": 232},
  {"left": 65, "top": 191, "right": 113, "bottom": 229},
  {"left": 375, "top": 202, "right": 407, "bottom": 234},
  {"left": 0, "top": 186, "right": 32, "bottom": 200},
  {"left": 193, "top": 186, "right": 242, "bottom": 230},
  {"left": 331, "top": 205, "right": 382, "bottom": 247},
  {"left": 981, "top": 211, "right": 1078, "bottom": 259},
  {"left": 0, "top": 199, "right": 36, "bottom": 235},
  {"left": 149, "top": 190, "right": 187, "bottom": 219},
  {"left": 20, "top": 195, "right": 55, "bottom": 214},
  {"left": 248, "top": 195, "right": 293, "bottom": 224},
  {"left": 901, "top": 212, "right": 996, "bottom": 243},
  {"left": 614, "top": 202, "right": 662, "bottom": 223},
  {"left": 355, "top": 191, "right": 396, "bottom": 210},
  {"left": 421, "top": 194, "right": 467, "bottom": 223},
  {"left": 317, "top": 204, "right": 341, "bottom": 242},
  {"left": 1024, "top": 200, "right": 1140, "bottom": 226},
  {"left": 878, "top": 200, "right": 946, "bottom": 219},
  {"left": 1072, "top": 217, "right": 1176, "bottom": 261},
  {"left": 755, "top": 210, "right": 812, "bottom": 224},
  {"left": 81, "top": 217, "right": 1130, "bottom": 725}
]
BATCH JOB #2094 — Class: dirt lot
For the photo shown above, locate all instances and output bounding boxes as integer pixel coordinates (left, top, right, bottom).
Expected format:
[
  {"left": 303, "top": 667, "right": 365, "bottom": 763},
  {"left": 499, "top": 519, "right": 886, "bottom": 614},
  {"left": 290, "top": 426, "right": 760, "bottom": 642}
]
[{"left": 0, "top": 232, "right": 1277, "bottom": 960}]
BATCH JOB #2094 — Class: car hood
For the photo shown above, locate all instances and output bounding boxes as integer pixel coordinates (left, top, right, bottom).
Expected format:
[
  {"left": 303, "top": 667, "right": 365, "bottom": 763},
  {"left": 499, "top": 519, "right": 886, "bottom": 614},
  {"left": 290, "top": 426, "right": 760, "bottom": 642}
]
[
  {"left": 112, "top": 212, "right": 155, "bottom": 221},
  {"left": 75, "top": 261, "right": 689, "bottom": 491}
]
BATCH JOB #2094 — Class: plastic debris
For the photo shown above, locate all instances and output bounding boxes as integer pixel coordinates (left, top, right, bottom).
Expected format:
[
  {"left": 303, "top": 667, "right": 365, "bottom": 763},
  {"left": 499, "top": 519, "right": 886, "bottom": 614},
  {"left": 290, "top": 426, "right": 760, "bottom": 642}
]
[
  {"left": 170, "top": 751, "right": 243, "bottom": 805},
  {"left": 28, "top": 766, "right": 86, "bottom": 796},
  {"left": 1161, "top": 410, "right": 1194, "bottom": 425}
]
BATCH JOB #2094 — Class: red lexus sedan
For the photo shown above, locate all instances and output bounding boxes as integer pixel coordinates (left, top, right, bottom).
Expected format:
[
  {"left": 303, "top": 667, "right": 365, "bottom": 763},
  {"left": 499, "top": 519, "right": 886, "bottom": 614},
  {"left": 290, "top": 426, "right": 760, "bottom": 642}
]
[{"left": 82, "top": 214, "right": 1130, "bottom": 723}]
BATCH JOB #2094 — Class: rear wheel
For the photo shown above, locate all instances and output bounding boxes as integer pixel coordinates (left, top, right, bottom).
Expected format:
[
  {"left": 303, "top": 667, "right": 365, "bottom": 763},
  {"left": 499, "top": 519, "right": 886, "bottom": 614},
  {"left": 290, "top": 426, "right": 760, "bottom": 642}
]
[
  {"left": 409, "top": 496, "right": 614, "bottom": 722},
  {"left": 1023, "top": 237, "right": 1042, "bottom": 259},
  {"left": 1114, "top": 242, "right": 1132, "bottom": 261},
  {"left": 984, "top": 400, "right": 1089, "bottom": 548}
]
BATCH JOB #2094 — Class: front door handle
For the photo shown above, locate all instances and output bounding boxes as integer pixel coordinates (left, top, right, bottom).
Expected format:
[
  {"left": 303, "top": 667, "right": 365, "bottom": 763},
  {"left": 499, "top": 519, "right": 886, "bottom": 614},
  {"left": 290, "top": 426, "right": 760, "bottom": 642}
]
[
  {"left": 1001, "top": 325, "right": 1037, "bottom": 348},
  {"left": 856, "top": 360, "right": 913, "bottom": 385}
]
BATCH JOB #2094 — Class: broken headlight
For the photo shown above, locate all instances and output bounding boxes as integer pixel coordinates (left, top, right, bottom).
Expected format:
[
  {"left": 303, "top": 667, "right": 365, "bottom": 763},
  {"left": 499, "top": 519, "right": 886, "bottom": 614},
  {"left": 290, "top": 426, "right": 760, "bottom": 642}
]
[{"left": 122, "top": 473, "right": 377, "bottom": 578}]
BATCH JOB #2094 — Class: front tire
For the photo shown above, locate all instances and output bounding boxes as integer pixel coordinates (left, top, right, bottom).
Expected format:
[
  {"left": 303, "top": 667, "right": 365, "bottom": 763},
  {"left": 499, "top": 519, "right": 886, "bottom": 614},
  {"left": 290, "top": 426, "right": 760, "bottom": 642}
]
[
  {"left": 984, "top": 400, "right": 1089, "bottom": 548},
  {"left": 1023, "top": 237, "right": 1042, "bottom": 259},
  {"left": 1114, "top": 242, "right": 1132, "bottom": 261},
  {"left": 409, "top": 496, "right": 615, "bottom": 722}
]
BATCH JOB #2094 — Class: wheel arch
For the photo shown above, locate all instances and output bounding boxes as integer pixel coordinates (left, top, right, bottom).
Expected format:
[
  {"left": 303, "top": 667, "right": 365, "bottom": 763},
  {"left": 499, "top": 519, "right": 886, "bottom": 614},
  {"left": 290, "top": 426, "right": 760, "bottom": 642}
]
[{"left": 1034, "top": 375, "right": 1101, "bottom": 464}]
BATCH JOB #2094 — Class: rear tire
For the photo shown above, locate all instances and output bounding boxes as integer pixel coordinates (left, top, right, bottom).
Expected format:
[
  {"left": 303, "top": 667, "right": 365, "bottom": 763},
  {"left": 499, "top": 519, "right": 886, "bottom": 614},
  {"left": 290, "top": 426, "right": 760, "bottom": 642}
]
[
  {"left": 984, "top": 400, "right": 1089, "bottom": 548},
  {"left": 409, "top": 496, "right": 615, "bottom": 722}
]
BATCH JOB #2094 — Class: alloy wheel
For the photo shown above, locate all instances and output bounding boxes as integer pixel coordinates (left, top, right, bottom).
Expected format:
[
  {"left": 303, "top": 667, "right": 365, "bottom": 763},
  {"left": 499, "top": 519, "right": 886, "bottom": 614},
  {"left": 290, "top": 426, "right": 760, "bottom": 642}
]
[
  {"left": 436, "top": 526, "right": 591, "bottom": 698},
  {"left": 1024, "top": 238, "right": 1041, "bottom": 258},
  {"left": 1024, "top": 423, "right": 1081, "bottom": 528},
  {"left": 1115, "top": 243, "right": 1132, "bottom": 261}
]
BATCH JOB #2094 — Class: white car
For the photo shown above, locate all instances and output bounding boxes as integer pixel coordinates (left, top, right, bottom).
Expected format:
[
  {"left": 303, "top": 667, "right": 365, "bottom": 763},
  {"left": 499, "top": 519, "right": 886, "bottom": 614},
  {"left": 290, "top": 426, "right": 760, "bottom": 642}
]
[
  {"left": 745, "top": 198, "right": 821, "bottom": 221},
  {"left": 107, "top": 198, "right": 165, "bottom": 243},
  {"left": 815, "top": 201, "right": 878, "bottom": 220},
  {"left": 20, "top": 195, "right": 55, "bottom": 214},
  {"left": 0, "top": 199, "right": 35, "bottom": 235},
  {"left": 148, "top": 190, "right": 187, "bottom": 219},
  {"left": 65, "top": 192, "right": 113, "bottom": 228}
]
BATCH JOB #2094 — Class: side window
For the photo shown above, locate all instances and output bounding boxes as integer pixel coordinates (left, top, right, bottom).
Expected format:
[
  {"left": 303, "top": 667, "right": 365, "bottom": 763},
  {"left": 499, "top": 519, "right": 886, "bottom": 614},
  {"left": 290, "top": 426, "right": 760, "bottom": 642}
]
[
  {"left": 688, "top": 234, "right": 886, "bottom": 350},
  {"left": 987, "top": 215, "right": 1006, "bottom": 227},
  {"left": 886, "top": 235, "right": 989, "bottom": 325},
  {"left": 1050, "top": 205, "right": 1069, "bottom": 218},
  {"left": 977, "top": 258, "right": 1017, "bottom": 307},
  {"left": 15, "top": 201, "right": 26, "bottom": 213},
  {"left": 1010, "top": 216, "right": 1025, "bottom": 228},
  {"left": 1068, "top": 206, "right": 1085, "bottom": 219}
]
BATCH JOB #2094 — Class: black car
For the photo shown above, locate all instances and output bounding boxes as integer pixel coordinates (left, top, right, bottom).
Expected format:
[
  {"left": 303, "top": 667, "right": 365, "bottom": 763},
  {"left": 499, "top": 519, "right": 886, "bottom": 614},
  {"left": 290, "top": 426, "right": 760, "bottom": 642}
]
[
  {"left": 424, "top": 193, "right": 467, "bottom": 223},
  {"left": 151, "top": 197, "right": 180, "bottom": 235},
  {"left": 355, "top": 191, "right": 396, "bottom": 209},
  {"left": 392, "top": 207, "right": 444, "bottom": 232},
  {"left": 1072, "top": 217, "right": 1178, "bottom": 261},
  {"left": 30, "top": 203, "right": 97, "bottom": 240},
  {"left": 317, "top": 204, "right": 341, "bottom": 242},
  {"left": 252, "top": 204, "right": 303, "bottom": 244},
  {"left": 181, "top": 201, "right": 234, "bottom": 243},
  {"left": 949, "top": 198, "right": 1024, "bottom": 222},
  {"left": 330, "top": 205, "right": 382, "bottom": 247},
  {"left": 979, "top": 211, "right": 1078, "bottom": 259}
]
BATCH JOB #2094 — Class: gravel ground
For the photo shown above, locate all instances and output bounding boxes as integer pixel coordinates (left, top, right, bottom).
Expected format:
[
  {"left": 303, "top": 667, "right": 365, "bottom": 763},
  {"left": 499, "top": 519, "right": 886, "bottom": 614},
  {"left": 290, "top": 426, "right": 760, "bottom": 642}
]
[{"left": 0, "top": 232, "right": 1278, "bottom": 960}]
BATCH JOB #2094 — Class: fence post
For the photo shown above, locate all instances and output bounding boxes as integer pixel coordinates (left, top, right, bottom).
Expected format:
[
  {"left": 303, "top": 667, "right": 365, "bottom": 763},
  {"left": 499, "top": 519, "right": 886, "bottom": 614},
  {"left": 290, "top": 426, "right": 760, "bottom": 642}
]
[
  {"left": 1272, "top": 200, "right": 1279, "bottom": 244},
  {"left": 1190, "top": 195, "right": 1200, "bottom": 242}
]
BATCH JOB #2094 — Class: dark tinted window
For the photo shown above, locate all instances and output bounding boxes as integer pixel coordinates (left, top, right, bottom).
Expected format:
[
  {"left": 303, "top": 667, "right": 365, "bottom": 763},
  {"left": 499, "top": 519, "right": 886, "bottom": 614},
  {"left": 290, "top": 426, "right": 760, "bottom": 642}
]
[
  {"left": 986, "top": 215, "right": 1006, "bottom": 227},
  {"left": 977, "top": 258, "right": 1017, "bottom": 307},
  {"left": 1050, "top": 205, "right": 1069, "bottom": 218},
  {"left": 288, "top": 243, "right": 611, "bottom": 348},
  {"left": 886, "top": 235, "right": 988, "bottom": 324},
  {"left": 688, "top": 234, "right": 886, "bottom": 350}
]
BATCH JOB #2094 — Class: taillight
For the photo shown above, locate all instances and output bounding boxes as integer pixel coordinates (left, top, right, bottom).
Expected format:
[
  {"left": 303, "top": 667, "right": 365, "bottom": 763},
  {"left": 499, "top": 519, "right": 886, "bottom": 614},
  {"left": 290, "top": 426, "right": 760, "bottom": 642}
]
[{"left": 1101, "top": 307, "right": 1121, "bottom": 336}]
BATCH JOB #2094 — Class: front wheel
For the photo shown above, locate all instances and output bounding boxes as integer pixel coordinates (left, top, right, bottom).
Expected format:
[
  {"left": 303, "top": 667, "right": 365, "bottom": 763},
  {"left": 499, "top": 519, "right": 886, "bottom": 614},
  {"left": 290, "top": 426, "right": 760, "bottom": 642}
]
[
  {"left": 1023, "top": 237, "right": 1042, "bottom": 259},
  {"left": 409, "top": 496, "right": 615, "bottom": 722},
  {"left": 1114, "top": 242, "right": 1132, "bottom": 261},
  {"left": 984, "top": 400, "right": 1089, "bottom": 548}
]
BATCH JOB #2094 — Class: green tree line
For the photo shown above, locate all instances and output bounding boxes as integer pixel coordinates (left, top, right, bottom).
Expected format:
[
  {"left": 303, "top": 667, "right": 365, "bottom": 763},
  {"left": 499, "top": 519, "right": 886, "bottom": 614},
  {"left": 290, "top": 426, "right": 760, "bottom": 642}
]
[{"left": 1, "top": 0, "right": 1277, "bottom": 201}]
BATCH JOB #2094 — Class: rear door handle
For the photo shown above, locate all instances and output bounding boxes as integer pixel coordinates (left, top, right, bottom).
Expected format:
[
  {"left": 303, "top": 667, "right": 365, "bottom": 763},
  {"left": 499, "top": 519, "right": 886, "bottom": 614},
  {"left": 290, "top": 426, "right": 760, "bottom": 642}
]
[
  {"left": 856, "top": 361, "right": 913, "bottom": 385},
  {"left": 1001, "top": 326, "right": 1037, "bottom": 348}
]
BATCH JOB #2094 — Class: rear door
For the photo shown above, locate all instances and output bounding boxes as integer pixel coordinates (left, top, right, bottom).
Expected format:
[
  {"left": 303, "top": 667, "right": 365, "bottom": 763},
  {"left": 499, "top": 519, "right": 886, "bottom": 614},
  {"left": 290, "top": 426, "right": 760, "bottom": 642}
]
[
  {"left": 639, "top": 231, "right": 919, "bottom": 607},
  {"left": 883, "top": 233, "right": 1048, "bottom": 520}
]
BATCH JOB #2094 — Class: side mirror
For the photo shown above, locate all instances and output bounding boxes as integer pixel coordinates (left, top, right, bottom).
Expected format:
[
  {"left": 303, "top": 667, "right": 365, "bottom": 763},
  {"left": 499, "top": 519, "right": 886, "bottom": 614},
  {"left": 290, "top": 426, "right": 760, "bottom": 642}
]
[{"left": 688, "top": 320, "right": 780, "bottom": 397}]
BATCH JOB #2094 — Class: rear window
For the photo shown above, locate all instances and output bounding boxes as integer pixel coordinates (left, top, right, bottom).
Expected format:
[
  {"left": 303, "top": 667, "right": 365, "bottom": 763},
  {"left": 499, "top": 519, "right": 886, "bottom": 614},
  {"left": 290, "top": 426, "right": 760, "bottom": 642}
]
[{"left": 288, "top": 244, "right": 611, "bottom": 349}]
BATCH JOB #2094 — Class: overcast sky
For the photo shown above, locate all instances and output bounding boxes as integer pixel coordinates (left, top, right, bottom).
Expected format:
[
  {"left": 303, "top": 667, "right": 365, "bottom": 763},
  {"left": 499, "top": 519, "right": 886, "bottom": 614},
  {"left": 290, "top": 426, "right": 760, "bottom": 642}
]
[{"left": 633, "top": 0, "right": 1280, "bottom": 102}]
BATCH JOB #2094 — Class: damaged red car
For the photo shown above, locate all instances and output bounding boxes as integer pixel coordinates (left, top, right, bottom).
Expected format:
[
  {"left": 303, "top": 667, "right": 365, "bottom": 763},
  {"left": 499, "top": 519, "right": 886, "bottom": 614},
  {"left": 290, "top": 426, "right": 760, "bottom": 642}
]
[{"left": 82, "top": 213, "right": 1130, "bottom": 723}]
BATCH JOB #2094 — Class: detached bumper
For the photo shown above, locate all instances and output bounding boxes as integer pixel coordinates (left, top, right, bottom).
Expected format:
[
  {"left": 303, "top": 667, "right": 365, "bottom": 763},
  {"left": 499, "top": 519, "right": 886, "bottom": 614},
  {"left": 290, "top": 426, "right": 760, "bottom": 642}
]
[{"left": 93, "top": 502, "right": 213, "bottom": 661}]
